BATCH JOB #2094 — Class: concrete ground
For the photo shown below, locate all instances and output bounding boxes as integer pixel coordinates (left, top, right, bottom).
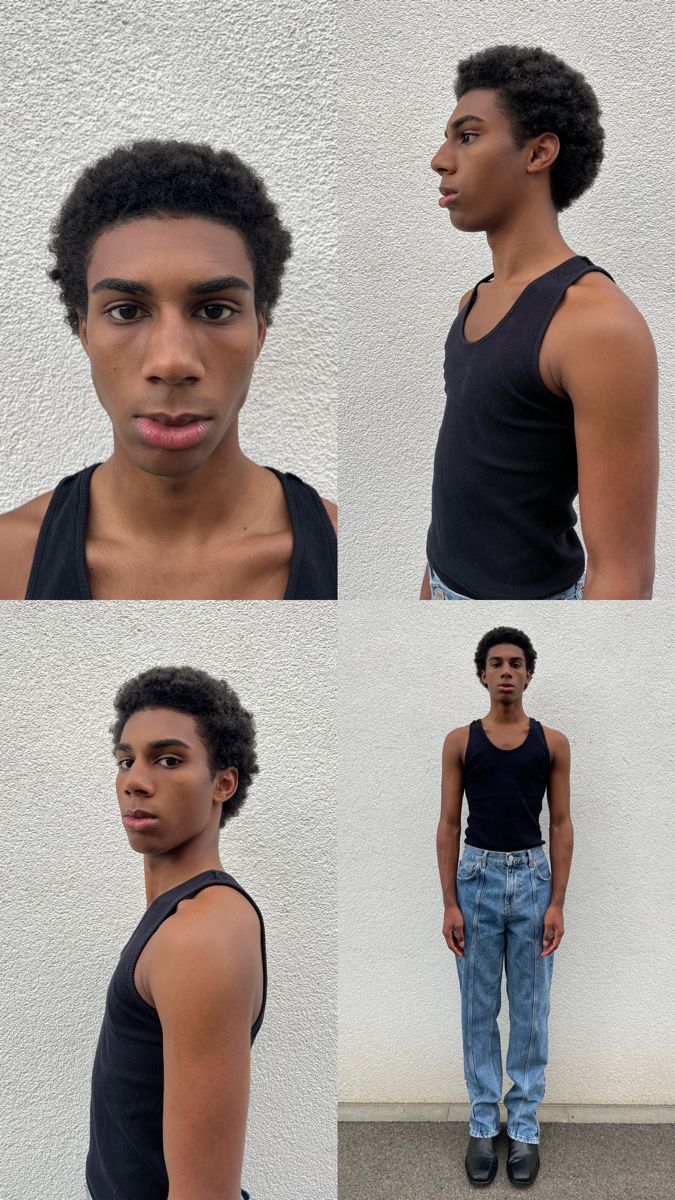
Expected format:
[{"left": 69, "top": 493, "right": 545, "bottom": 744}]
[{"left": 338, "top": 1122, "right": 675, "bottom": 1200}]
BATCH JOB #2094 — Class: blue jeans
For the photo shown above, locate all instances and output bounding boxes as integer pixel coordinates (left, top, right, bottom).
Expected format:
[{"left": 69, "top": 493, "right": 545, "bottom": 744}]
[
  {"left": 455, "top": 844, "right": 554, "bottom": 1144},
  {"left": 428, "top": 563, "right": 585, "bottom": 600}
]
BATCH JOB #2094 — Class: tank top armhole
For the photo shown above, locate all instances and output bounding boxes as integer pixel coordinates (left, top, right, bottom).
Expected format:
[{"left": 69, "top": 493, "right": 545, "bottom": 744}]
[
  {"left": 265, "top": 466, "right": 337, "bottom": 600},
  {"left": 24, "top": 483, "right": 66, "bottom": 599},
  {"left": 529, "top": 259, "right": 617, "bottom": 400}
]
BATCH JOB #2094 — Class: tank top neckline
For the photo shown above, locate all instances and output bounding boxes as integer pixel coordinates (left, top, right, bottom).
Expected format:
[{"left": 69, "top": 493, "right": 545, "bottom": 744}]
[
  {"left": 478, "top": 717, "right": 534, "bottom": 753},
  {"left": 460, "top": 253, "right": 585, "bottom": 347},
  {"left": 61, "top": 462, "right": 306, "bottom": 600}
]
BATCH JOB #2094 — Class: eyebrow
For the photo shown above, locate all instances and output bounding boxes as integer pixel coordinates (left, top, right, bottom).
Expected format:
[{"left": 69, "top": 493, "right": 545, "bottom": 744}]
[
  {"left": 444, "top": 115, "right": 486, "bottom": 136},
  {"left": 91, "top": 275, "right": 251, "bottom": 296},
  {"left": 113, "top": 738, "right": 192, "bottom": 753}
]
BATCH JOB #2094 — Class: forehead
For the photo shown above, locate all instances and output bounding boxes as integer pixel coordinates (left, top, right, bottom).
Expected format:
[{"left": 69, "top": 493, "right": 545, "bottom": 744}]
[
  {"left": 485, "top": 643, "right": 525, "bottom": 661},
  {"left": 120, "top": 706, "right": 204, "bottom": 745},
  {"left": 86, "top": 214, "right": 254, "bottom": 289},
  {"left": 447, "top": 88, "right": 504, "bottom": 127}
]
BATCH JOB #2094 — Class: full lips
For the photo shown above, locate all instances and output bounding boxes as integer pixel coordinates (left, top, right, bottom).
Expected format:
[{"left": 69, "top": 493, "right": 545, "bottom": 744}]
[{"left": 134, "top": 416, "right": 212, "bottom": 450}]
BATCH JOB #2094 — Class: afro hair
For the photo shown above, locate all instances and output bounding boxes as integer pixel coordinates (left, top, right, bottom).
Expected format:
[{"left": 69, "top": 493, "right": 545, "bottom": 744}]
[
  {"left": 474, "top": 627, "right": 537, "bottom": 684},
  {"left": 48, "top": 138, "right": 293, "bottom": 333},
  {"left": 455, "top": 45, "right": 604, "bottom": 211},
  {"left": 111, "top": 665, "right": 258, "bottom": 828}
]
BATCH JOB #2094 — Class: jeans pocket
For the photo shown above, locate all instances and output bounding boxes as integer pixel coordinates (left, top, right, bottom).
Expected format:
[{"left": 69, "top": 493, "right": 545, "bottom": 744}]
[
  {"left": 535, "top": 860, "right": 552, "bottom": 882},
  {"left": 457, "top": 858, "right": 479, "bottom": 881}
]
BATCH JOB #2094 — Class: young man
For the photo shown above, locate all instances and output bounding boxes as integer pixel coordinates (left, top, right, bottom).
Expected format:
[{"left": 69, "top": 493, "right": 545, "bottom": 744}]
[
  {"left": 437, "top": 627, "right": 573, "bottom": 1188},
  {"left": 85, "top": 666, "right": 265, "bottom": 1200},
  {"left": 422, "top": 45, "right": 658, "bottom": 600},
  {"left": 0, "top": 140, "right": 337, "bottom": 600}
]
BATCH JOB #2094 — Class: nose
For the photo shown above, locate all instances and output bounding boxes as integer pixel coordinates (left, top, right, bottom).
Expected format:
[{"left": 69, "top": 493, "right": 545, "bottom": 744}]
[
  {"left": 431, "top": 138, "right": 456, "bottom": 177},
  {"left": 141, "top": 310, "right": 205, "bottom": 386},
  {"left": 123, "top": 764, "right": 154, "bottom": 797}
]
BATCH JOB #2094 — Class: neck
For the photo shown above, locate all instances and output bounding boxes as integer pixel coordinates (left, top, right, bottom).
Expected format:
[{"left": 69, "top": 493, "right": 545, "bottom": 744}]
[
  {"left": 91, "top": 423, "right": 271, "bottom": 541},
  {"left": 486, "top": 698, "right": 527, "bottom": 724},
  {"left": 142, "top": 840, "right": 225, "bottom": 908},
  {"left": 485, "top": 193, "right": 575, "bottom": 284}
]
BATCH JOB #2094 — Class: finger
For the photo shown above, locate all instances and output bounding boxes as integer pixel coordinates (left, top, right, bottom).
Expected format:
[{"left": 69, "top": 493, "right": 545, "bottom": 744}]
[{"left": 541, "top": 929, "right": 563, "bottom": 956}]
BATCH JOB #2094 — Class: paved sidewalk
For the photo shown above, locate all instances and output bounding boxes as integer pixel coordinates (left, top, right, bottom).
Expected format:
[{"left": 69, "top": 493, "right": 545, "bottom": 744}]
[{"left": 338, "top": 1121, "right": 675, "bottom": 1200}]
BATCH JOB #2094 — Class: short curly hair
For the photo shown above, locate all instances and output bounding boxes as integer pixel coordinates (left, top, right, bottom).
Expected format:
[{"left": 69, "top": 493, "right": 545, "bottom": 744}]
[
  {"left": 455, "top": 45, "right": 604, "bottom": 211},
  {"left": 474, "top": 627, "right": 537, "bottom": 683},
  {"left": 110, "top": 665, "right": 259, "bottom": 828},
  {"left": 48, "top": 138, "right": 293, "bottom": 334}
]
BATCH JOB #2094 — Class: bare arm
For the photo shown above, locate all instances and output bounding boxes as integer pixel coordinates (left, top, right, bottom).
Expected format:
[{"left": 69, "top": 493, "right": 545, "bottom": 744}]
[
  {"left": 321, "top": 497, "right": 338, "bottom": 533},
  {"left": 560, "top": 296, "right": 658, "bottom": 599},
  {"left": 437, "top": 728, "right": 466, "bottom": 956},
  {"left": 542, "top": 728, "right": 574, "bottom": 957},
  {"left": 149, "top": 897, "right": 262, "bottom": 1200}
]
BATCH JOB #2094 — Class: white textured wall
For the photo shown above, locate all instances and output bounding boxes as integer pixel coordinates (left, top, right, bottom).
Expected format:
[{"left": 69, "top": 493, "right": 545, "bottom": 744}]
[
  {"left": 338, "top": 602, "right": 675, "bottom": 1106},
  {"left": 0, "top": 0, "right": 336, "bottom": 510},
  {"left": 0, "top": 602, "right": 336, "bottom": 1200},
  {"left": 339, "top": 0, "right": 675, "bottom": 597}
]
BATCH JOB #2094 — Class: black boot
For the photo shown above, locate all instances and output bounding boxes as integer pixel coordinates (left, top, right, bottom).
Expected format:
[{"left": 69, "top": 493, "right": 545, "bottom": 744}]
[
  {"left": 506, "top": 1137, "right": 540, "bottom": 1187},
  {"left": 465, "top": 1135, "right": 498, "bottom": 1186}
]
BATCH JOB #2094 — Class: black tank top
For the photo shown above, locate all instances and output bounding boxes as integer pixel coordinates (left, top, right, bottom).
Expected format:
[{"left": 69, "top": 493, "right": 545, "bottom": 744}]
[
  {"left": 85, "top": 870, "right": 265, "bottom": 1200},
  {"left": 463, "top": 719, "right": 551, "bottom": 851},
  {"left": 24, "top": 464, "right": 337, "bottom": 600},
  {"left": 426, "top": 255, "right": 615, "bottom": 599}
]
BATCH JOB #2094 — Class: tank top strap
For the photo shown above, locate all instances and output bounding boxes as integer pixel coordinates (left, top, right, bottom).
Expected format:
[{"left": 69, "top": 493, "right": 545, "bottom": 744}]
[
  {"left": 266, "top": 467, "right": 337, "bottom": 600},
  {"left": 25, "top": 464, "right": 98, "bottom": 599}
]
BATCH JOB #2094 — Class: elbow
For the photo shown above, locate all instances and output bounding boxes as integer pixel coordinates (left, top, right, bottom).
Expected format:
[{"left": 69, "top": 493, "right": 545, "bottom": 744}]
[{"left": 584, "top": 555, "right": 654, "bottom": 600}]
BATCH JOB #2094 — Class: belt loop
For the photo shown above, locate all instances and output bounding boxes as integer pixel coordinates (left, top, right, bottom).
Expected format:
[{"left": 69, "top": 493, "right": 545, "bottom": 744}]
[{"left": 527, "top": 848, "right": 534, "bottom": 867}]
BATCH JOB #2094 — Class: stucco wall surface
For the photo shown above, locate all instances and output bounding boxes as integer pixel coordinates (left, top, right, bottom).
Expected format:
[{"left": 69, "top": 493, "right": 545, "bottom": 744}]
[
  {"left": 0, "top": 602, "right": 336, "bottom": 1200},
  {"left": 0, "top": 0, "right": 336, "bottom": 509},
  {"left": 338, "top": 601, "right": 675, "bottom": 1106},
  {"left": 338, "top": 0, "right": 674, "bottom": 597}
]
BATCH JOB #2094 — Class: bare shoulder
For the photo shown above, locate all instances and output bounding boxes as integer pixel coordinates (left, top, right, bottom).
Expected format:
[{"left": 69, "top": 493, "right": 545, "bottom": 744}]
[
  {"left": 560, "top": 270, "right": 655, "bottom": 345},
  {"left": 443, "top": 725, "right": 470, "bottom": 756},
  {"left": 0, "top": 490, "right": 54, "bottom": 599},
  {"left": 541, "top": 725, "right": 570, "bottom": 760},
  {"left": 321, "top": 496, "right": 338, "bottom": 533},
  {"left": 458, "top": 287, "right": 474, "bottom": 312}
]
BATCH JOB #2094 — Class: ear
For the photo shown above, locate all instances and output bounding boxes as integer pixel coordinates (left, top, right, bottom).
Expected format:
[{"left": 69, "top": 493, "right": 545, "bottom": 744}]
[
  {"left": 256, "top": 311, "right": 267, "bottom": 358},
  {"left": 526, "top": 131, "right": 560, "bottom": 175},
  {"left": 214, "top": 766, "right": 239, "bottom": 806},
  {"left": 480, "top": 671, "right": 488, "bottom": 689},
  {"left": 78, "top": 310, "right": 90, "bottom": 355}
]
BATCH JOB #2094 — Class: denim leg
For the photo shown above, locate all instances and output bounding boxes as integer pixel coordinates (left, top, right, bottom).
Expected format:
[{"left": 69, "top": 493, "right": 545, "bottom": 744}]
[
  {"left": 503, "top": 864, "right": 554, "bottom": 1143},
  {"left": 455, "top": 864, "right": 504, "bottom": 1137}
]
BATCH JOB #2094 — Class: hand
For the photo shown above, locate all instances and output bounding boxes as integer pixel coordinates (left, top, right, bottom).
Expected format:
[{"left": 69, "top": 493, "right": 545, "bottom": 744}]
[
  {"left": 541, "top": 904, "right": 564, "bottom": 957},
  {"left": 443, "top": 904, "right": 465, "bottom": 957}
]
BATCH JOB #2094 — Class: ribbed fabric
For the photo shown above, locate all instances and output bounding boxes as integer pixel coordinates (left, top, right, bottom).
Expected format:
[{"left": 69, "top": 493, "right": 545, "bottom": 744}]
[
  {"left": 24, "top": 464, "right": 337, "bottom": 600},
  {"left": 85, "top": 870, "right": 265, "bottom": 1200},
  {"left": 463, "top": 719, "right": 551, "bottom": 851},
  {"left": 426, "top": 255, "right": 615, "bottom": 599}
]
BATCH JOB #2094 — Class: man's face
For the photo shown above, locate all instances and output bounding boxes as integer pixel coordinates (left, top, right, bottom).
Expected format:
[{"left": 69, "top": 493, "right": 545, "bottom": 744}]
[
  {"left": 114, "top": 707, "right": 237, "bottom": 851},
  {"left": 79, "top": 214, "right": 267, "bottom": 478},
  {"left": 431, "top": 89, "right": 543, "bottom": 232},
  {"left": 480, "top": 643, "right": 531, "bottom": 701}
]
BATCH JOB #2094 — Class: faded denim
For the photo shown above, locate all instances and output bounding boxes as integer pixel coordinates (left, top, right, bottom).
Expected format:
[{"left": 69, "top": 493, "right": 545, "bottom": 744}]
[
  {"left": 428, "top": 562, "right": 585, "bottom": 601},
  {"left": 455, "top": 843, "right": 554, "bottom": 1144}
]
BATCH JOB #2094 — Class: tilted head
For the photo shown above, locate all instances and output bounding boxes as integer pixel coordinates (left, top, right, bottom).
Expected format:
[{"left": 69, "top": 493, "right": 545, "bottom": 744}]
[{"left": 111, "top": 665, "right": 258, "bottom": 837}]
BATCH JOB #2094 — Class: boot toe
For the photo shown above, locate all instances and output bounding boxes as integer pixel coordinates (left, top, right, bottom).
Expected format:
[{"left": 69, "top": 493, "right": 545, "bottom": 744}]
[
  {"left": 465, "top": 1135, "right": 498, "bottom": 1187},
  {"left": 506, "top": 1138, "right": 540, "bottom": 1187}
]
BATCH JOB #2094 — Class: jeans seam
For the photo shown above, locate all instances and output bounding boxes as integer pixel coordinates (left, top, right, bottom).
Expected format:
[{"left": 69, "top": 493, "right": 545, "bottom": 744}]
[
  {"left": 467, "top": 865, "right": 487, "bottom": 1097},
  {"left": 512, "top": 867, "right": 540, "bottom": 1134}
]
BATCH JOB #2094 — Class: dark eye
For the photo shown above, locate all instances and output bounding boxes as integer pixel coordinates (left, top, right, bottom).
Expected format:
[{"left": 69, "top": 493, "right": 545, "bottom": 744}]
[
  {"left": 108, "top": 304, "right": 142, "bottom": 322},
  {"left": 116, "top": 757, "right": 133, "bottom": 770},
  {"left": 196, "top": 303, "right": 235, "bottom": 321},
  {"left": 460, "top": 131, "right": 478, "bottom": 144},
  {"left": 158, "top": 755, "right": 182, "bottom": 768}
]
